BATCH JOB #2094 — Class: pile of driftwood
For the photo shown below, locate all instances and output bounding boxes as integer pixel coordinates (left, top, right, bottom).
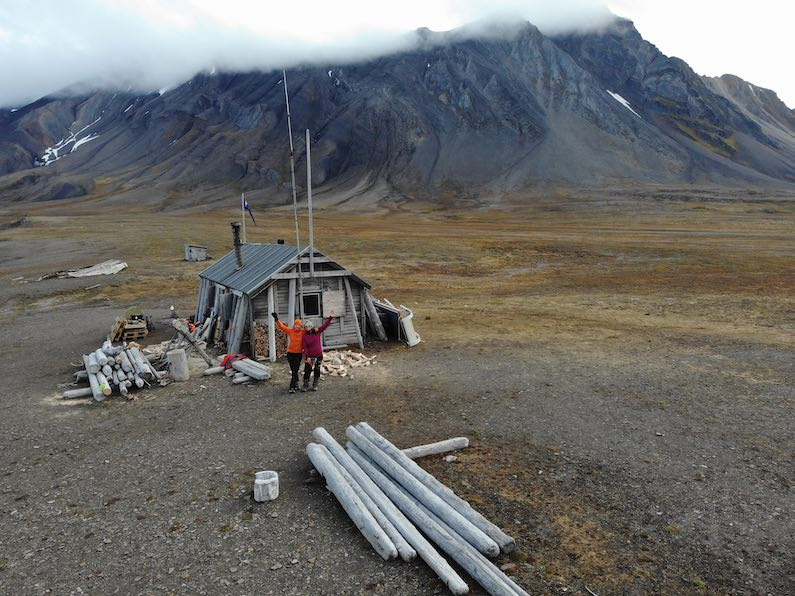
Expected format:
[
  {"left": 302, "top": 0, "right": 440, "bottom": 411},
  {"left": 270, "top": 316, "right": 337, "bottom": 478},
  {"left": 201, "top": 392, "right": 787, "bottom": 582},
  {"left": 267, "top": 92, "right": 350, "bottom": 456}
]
[
  {"left": 203, "top": 357, "right": 271, "bottom": 385},
  {"left": 145, "top": 320, "right": 214, "bottom": 370},
  {"left": 254, "top": 323, "right": 287, "bottom": 359},
  {"left": 321, "top": 350, "right": 377, "bottom": 377},
  {"left": 307, "top": 423, "right": 526, "bottom": 595},
  {"left": 63, "top": 341, "right": 164, "bottom": 402}
]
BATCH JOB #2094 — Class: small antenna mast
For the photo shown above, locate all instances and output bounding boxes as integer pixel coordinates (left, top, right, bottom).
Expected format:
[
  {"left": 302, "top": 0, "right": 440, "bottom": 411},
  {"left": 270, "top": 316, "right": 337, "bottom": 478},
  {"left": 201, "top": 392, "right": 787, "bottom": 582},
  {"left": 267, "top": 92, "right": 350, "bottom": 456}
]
[
  {"left": 283, "top": 69, "right": 304, "bottom": 318},
  {"left": 305, "top": 128, "right": 314, "bottom": 278}
]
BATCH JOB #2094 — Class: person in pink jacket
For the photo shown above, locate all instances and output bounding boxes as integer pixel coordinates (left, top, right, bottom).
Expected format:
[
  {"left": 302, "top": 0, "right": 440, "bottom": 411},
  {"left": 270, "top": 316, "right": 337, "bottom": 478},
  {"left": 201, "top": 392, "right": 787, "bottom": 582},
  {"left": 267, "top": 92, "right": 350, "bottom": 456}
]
[{"left": 301, "top": 317, "right": 333, "bottom": 391}]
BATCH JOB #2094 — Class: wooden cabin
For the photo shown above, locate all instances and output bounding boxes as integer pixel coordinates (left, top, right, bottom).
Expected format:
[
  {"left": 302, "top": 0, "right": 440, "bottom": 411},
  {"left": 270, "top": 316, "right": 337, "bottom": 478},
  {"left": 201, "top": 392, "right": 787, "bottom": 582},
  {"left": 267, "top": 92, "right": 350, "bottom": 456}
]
[{"left": 194, "top": 244, "right": 386, "bottom": 361}]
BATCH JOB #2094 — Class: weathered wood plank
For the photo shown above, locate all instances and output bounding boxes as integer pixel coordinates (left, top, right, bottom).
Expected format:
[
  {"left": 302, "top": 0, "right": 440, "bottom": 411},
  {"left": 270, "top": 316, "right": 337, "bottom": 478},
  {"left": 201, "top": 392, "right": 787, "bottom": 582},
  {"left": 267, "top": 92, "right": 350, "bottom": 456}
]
[
  {"left": 306, "top": 443, "right": 398, "bottom": 561},
  {"left": 343, "top": 277, "right": 364, "bottom": 349},
  {"left": 356, "top": 422, "right": 515, "bottom": 554}
]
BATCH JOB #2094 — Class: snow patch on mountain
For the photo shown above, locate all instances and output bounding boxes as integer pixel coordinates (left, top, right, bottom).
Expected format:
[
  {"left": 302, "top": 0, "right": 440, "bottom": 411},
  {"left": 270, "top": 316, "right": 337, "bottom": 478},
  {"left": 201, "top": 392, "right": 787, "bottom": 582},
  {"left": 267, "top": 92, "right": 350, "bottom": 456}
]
[{"left": 607, "top": 90, "right": 641, "bottom": 118}]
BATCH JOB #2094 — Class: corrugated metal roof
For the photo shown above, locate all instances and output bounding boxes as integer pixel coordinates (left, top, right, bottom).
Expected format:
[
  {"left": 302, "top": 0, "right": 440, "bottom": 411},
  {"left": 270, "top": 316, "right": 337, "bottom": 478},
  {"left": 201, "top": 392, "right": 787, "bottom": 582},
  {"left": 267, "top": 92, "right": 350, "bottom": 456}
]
[{"left": 199, "top": 243, "right": 299, "bottom": 295}]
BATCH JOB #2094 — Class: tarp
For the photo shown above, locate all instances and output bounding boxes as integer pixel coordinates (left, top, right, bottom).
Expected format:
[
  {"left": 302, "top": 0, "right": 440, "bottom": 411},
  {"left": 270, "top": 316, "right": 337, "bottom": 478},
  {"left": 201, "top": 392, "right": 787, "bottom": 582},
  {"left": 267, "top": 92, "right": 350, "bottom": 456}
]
[{"left": 65, "top": 259, "right": 127, "bottom": 278}]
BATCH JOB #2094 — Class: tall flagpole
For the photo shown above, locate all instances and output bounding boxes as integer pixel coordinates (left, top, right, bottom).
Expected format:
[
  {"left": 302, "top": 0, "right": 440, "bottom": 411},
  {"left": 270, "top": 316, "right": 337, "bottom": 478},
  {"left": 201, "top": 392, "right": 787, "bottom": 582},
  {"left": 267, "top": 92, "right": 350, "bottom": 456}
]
[
  {"left": 283, "top": 70, "right": 304, "bottom": 318},
  {"left": 241, "top": 192, "right": 246, "bottom": 244},
  {"left": 305, "top": 129, "right": 314, "bottom": 278}
]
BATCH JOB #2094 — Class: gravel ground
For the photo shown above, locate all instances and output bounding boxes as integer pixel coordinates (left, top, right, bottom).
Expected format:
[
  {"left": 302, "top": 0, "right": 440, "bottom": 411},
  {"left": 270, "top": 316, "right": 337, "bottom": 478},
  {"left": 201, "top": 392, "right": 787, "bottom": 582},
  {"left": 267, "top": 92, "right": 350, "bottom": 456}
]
[{"left": 0, "top": 289, "right": 792, "bottom": 595}]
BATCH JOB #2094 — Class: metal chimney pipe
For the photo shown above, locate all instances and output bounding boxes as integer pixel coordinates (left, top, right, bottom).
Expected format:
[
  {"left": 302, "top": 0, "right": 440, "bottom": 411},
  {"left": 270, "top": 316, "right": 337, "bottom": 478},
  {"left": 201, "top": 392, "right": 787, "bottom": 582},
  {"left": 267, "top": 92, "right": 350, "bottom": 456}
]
[{"left": 231, "top": 222, "right": 243, "bottom": 270}]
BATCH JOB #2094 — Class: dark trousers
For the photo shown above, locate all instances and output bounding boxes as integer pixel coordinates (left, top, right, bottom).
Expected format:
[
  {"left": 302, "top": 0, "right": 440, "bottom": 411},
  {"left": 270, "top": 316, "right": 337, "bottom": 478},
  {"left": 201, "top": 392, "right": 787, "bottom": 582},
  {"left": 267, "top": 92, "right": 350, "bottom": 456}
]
[
  {"left": 303, "top": 356, "right": 322, "bottom": 386},
  {"left": 286, "top": 352, "right": 302, "bottom": 389}
]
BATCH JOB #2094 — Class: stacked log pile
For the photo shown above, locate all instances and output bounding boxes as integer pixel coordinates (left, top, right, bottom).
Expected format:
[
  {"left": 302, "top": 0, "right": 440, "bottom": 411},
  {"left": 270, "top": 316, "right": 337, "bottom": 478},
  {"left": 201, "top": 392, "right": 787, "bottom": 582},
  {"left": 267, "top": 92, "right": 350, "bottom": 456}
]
[
  {"left": 307, "top": 423, "right": 526, "bottom": 595},
  {"left": 254, "top": 323, "right": 287, "bottom": 359},
  {"left": 321, "top": 350, "right": 377, "bottom": 377},
  {"left": 64, "top": 340, "right": 164, "bottom": 402}
]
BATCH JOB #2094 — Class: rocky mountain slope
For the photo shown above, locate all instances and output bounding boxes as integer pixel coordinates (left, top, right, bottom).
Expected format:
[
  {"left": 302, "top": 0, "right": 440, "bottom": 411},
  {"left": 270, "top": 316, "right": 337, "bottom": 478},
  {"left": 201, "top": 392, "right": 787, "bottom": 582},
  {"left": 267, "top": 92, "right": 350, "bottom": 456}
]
[{"left": 0, "top": 18, "right": 793, "bottom": 206}]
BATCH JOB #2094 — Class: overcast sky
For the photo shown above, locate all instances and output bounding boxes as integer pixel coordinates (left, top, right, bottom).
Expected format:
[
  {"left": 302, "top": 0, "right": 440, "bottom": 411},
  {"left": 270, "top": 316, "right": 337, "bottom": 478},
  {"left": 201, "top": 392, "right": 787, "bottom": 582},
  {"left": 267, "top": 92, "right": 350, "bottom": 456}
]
[{"left": 0, "top": 0, "right": 792, "bottom": 108}]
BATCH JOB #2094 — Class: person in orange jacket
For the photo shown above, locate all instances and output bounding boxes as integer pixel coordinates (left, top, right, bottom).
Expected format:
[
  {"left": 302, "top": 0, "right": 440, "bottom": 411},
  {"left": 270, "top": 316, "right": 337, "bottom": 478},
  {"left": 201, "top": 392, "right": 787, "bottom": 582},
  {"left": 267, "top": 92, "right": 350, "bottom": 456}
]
[{"left": 272, "top": 312, "right": 306, "bottom": 393}]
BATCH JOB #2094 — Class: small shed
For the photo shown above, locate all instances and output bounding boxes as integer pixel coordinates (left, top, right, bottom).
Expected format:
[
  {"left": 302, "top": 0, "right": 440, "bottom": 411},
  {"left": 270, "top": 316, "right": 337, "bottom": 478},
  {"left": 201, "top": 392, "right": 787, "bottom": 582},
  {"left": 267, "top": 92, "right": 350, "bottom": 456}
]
[
  {"left": 194, "top": 243, "right": 386, "bottom": 361},
  {"left": 184, "top": 244, "right": 211, "bottom": 261}
]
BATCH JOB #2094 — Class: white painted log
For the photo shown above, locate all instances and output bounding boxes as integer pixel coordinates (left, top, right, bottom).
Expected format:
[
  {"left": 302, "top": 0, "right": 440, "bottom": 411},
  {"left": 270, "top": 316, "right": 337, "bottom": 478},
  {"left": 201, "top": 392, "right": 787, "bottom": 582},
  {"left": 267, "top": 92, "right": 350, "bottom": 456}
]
[
  {"left": 85, "top": 352, "right": 100, "bottom": 374},
  {"left": 102, "top": 364, "right": 113, "bottom": 378},
  {"left": 357, "top": 422, "right": 515, "bottom": 554},
  {"left": 312, "top": 428, "right": 417, "bottom": 563},
  {"left": 63, "top": 387, "right": 93, "bottom": 399},
  {"left": 118, "top": 350, "right": 133, "bottom": 373},
  {"left": 95, "top": 371, "right": 112, "bottom": 396},
  {"left": 119, "top": 382, "right": 129, "bottom": 397},
  {"left": 133, "top": 374, "right": 145, "bottom": 388},
  {"left": 203, "top": 366, "right": 224, "bottom": 376},
  {"left": 87, "top": 372, "right": 104, "bottom": 401},
  {"left": 145, "top": 353, "right": 157, "bottom": 362},
  {"left": 94, "top": 349, "right": 108, "bottom": 367},
  {"left": 232, "top": 375, "right": 254, "bottom": 384},
  {"left": 231, "top": 359, "right": 270, "bottom": 381},
  {"left": 166, "top": 349, "right": 190, "bottom": 382},
  {"left": 346, "top": 426, "right": 499, "bottom": 557},
  {"left": 126, "top": 371, "right": 135, "bottom": 381},
  {"left": 233, "top": 372, "right": 249, "bottom": 380},
  {"left": 306, "top": 443, "right": 398, "bottom": 561},
  {"left": 73, "top": 369, "right": 88, "bottom": 383},
  {"left": 403, "top": 437, "right": 470, "bottom": 460},
  {"left": 348, "top": 445, "right": 526, "bottom": 596},
  {"left": 126, "top": 349, "right": 145, "bottom": 376}
]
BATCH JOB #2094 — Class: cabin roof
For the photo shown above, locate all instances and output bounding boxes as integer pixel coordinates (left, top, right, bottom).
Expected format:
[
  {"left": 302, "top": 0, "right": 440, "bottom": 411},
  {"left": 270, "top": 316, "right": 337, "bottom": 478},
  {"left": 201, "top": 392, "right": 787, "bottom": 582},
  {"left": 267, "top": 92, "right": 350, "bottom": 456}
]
[{"left": 199, "top": 243, "right": 370, "bottom": 295}]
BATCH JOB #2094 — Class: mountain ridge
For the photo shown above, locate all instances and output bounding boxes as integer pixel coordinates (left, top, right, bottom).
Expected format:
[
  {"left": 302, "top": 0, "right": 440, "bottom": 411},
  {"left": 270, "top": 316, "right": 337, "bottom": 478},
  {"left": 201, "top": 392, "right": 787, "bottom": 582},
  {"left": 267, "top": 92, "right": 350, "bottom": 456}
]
[{"left": 0, "top": 17, "right": 793, "bottom": 207}]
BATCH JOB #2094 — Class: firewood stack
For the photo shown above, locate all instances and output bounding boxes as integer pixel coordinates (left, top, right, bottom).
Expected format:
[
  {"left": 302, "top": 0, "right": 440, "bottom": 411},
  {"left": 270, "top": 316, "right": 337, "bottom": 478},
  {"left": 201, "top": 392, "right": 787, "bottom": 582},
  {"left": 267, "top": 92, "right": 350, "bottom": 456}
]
[
  {"left": 63, "top": 340, "right": 164, "bottom": 402},
  {"left": 321, "top": 350, "right": 377, "bottom": 377},
  {"left": 254, "top": 323, "right": 287, "bottom": 359}
]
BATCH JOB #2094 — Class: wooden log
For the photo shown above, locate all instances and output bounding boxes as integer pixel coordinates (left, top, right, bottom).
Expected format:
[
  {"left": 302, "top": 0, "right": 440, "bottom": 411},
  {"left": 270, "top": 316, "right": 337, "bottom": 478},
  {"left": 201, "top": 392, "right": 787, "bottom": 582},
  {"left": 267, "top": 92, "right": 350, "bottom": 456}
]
[
  {"left": 343, "top": 278, "right": 365, "bottom": 349},
  {"left": 87, "top": 372, "right": 104, "bottom": 402},
  {"left": 348, "top": 445, "right": 526, "bottom": 596},
  {"left": 94, "top": 349, "right": 109, "bottom": 367},
  {"left": 230, "top": 359, "right": 270, "bottom": 381},
  {"left": 232, "top": 375, "right": 254, "bottom": 384},
  {"left": 133, "top": 373, "right": 145, "bottom": 388},
  {"left": 363, "top": 290, "right": 387, "bottom": 341},
  {"left": 357, "top": 422, "right": 515, "bottom": 554},
  {"left": 403, "top": 437, "right": 470, "bottom": 460},
  {"left": 227, "top": 298, "right": 248, "bottom": 355},
  {"left": 85, "top": 352, "right": 100, "bottom": 374},
  {"left": 102, "top": 364, "right": 113, "bottom": 378},
  {"left": 172, "top": 320, "right": 213, "bottom": 366},
  {"left": 306, "top": 443, "right": 398, "bottom": 561},
  {"left": 119, "top": 381, "right": 129, "bottom": 397},
  {"left": 267, "top": 284, "right": 276, "bottom": 362},
  {"left": 63, "top": 387, "right": 93, "bottom": 399},
  {"left": 203, "top": 366, "right": 225, "bottom": 376},
  {"left": 118, "top": 350, "right": 133, "bottom": 373},
  {"left": 312, "top": 428, "right": 417, "bottom": 563},
  {"left": 346, "top": 426, "right": 499, "bottom": 557},
  {"left": 95, "top": 371, "right": 112, "bottom": 396}
]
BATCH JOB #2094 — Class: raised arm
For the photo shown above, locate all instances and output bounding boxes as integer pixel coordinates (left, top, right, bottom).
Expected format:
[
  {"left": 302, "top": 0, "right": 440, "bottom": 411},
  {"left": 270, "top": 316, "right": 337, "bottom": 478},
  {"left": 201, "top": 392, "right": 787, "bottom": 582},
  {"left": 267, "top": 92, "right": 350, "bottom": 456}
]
[
  {"left": 272, "top": 312, "right": 289, "bottom": 333},
  {"left": 318, "top": 317, "right": 333, "bottom": 333}
]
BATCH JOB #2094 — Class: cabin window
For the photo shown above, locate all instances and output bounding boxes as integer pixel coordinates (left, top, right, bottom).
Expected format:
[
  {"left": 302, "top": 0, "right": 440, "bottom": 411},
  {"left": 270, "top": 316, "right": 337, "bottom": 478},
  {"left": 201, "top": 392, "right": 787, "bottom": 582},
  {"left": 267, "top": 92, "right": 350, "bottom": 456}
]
[{"left": 302, "top": 293, "right": 322, "bottom": 317}]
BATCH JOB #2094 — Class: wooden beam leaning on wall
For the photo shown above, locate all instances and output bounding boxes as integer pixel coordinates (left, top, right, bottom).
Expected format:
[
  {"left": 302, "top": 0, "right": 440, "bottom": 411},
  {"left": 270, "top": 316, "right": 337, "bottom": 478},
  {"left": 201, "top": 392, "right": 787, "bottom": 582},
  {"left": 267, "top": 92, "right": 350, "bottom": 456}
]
[{"left": 343, "top": 277, "right": 364, "bottom": 349}]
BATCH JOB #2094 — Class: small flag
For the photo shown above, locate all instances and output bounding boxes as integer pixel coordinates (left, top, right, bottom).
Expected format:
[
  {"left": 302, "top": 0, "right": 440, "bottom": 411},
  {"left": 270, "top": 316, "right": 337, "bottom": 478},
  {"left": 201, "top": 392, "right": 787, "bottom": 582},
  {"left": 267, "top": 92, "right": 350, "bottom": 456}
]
[{"left": 243, "top": 197, "right": 256, "bottom": 225}]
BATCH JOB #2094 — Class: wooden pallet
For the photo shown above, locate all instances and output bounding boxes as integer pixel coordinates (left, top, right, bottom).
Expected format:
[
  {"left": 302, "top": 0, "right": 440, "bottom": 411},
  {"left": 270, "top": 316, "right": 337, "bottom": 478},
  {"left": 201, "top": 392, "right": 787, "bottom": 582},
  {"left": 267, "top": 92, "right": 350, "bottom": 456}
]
[
  {"left": 110, "top": 318, "right": 127, "bottom": 342},
  {"left": 122, "top": 321, "right": 148, "bottom": 341}
]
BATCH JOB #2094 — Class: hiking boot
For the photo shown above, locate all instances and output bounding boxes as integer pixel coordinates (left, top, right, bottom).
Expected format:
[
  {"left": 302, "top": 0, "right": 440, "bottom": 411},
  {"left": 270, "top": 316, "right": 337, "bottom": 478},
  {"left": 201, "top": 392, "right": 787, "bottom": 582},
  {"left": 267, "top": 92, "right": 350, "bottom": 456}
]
[
  {"left": 312, "top": 383, "right": 319, "bottom": 392},
  {"left": 301, "top": 383, "right": 308, "bottom": 392},
  {"left": 288, "top": 387, "right": 295, "bottom": 394}
]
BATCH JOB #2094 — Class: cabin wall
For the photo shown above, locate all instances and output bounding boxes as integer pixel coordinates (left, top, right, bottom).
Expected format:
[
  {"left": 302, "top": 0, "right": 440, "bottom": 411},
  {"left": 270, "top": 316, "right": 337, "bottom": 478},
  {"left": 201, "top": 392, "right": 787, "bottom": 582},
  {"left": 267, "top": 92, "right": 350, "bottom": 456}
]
[{"left": 251, "top": 266, "right": 367, "bottom": 348}]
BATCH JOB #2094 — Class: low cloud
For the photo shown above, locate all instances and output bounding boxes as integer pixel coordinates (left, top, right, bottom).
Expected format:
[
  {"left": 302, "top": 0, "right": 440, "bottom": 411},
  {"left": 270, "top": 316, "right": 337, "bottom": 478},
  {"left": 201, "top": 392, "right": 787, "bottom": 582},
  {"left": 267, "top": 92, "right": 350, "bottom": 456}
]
[{"left": 0, "top": 0, "right": 613, "bottom": 107}]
